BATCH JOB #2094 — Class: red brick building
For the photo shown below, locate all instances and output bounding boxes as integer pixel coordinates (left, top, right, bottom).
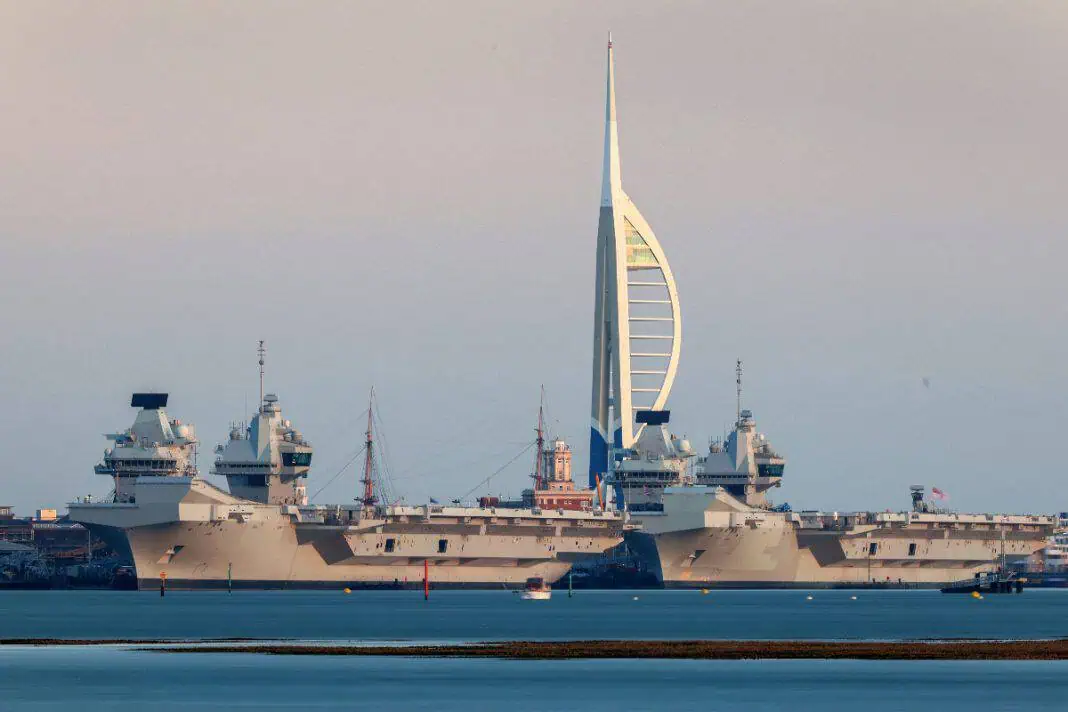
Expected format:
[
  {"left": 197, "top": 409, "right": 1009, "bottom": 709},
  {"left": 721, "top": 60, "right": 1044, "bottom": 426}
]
[{"left": 533, "top": 439, "right": 595, "bottom": 512}]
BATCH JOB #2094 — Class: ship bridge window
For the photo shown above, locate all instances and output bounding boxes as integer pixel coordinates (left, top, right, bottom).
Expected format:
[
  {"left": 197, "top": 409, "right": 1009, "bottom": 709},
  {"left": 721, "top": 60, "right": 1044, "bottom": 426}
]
[
  {"left": 282, "top": 452, "right": 313, "bottom": 467},
  {"left": 758, "top": 464, "right": 784, "bottom": 477},
  {"left": 247, "top": 475, "right": 267, "bottom": 488},
  {"left": 384, "top": 538, "right": 395, "bottom": 553},
  {"left": 438, "top": 539, "right": 448, "bottom": 554}
]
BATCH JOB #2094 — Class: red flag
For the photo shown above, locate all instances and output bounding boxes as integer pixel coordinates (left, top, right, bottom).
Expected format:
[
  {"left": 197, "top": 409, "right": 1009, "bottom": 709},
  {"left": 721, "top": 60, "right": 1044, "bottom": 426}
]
[{"left": 931, "top": 487, "right": 948, "bottom": 501}]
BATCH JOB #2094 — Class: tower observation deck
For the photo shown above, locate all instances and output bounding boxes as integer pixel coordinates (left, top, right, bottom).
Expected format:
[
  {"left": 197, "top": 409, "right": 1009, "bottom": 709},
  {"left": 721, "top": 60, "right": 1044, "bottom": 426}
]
[{"left": 589, "top": 37, "right": 681, "bottom": 487}]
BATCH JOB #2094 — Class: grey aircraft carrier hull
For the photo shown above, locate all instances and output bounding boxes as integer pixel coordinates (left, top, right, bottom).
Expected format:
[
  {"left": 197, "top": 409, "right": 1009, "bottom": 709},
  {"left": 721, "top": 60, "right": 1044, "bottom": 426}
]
[
  {"left": 70, "top": 477, "right": 625, "bottom": 590},
  {"left": 626, "top": 487, "right": 1057, "bottom": 589}
]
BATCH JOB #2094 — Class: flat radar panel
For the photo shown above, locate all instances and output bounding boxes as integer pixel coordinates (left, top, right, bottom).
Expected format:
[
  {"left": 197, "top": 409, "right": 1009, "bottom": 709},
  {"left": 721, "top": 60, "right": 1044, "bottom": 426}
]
[
  {"left": 635, "top": 410, "right": 670, "bottom": 426},
  {"left": 131, "top": 393, "right": 169, "bottom": 410}
]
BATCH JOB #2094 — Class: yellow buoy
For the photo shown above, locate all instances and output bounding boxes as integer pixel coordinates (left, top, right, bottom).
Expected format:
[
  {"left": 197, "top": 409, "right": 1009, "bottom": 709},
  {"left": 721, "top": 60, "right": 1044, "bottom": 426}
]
[
  {"left": 701, "top": 589, "right": 710, "bottom": 595},
  {"left": 343, "top": 587, "right": 352, "bottom": 594},
  {"left": 971, "top": 590, "right": 981, "bottom": 599}
]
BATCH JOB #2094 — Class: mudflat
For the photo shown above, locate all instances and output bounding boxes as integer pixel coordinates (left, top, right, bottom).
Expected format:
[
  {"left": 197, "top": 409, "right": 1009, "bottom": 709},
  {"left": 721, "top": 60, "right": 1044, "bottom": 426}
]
[{"left": 141, "top": 639, "right": 1068, "bottom": 660}]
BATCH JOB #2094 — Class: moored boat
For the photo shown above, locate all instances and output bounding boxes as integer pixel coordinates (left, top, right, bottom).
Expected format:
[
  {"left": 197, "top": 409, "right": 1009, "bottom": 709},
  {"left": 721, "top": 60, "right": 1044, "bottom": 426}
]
[{"left": 520, "top": 576, "right": 551, "bottom": 600}]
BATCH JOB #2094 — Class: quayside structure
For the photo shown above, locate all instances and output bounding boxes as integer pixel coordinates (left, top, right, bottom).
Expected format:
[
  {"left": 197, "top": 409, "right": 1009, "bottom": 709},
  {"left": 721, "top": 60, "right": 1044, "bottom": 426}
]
[{"left": 589, "top": 37, "right": 681, "bottom": 487}]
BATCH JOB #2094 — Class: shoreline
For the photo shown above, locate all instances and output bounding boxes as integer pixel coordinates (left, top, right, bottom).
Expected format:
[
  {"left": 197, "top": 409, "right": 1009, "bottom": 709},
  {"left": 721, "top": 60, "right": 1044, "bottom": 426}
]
[{"left": 6, "top": 639, "right": 1068, "bottom": 660}]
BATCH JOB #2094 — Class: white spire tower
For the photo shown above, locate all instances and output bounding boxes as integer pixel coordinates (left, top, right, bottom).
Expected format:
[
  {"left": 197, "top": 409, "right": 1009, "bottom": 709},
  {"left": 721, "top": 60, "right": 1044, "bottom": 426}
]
[{"left": 589, "top": 36, "right": 682, "bottom": 487}]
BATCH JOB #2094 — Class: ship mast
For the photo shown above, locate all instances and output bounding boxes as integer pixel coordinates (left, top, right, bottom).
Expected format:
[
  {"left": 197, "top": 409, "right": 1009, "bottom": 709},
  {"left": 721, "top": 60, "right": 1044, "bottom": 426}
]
[
  {"left": 736, "top": 358, "right": 743, "bottom": 424},
  {"left": 258, "top": 340, "right": 266, "bottom": 406},
  {"left": 533, "top": 386, "right": 545, "bottom": 491},
  {"left": 361, "top": 388, "right": 377, "bottom": 507}
]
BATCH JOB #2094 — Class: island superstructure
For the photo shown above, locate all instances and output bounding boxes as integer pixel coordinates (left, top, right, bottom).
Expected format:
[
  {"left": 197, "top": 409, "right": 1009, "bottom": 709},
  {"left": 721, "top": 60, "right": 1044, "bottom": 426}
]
[
  {"left": 590, "top": 40, "right": 1057, "bottom": 587},
  {"left": 93, "top": 393, "right": 198, "bottom": 504},
  {"left": 211, "top": 344, "right": 312, "bottom": 506},
  {"left": 69, "top": 355, "right": 627, "bottom": 590}
]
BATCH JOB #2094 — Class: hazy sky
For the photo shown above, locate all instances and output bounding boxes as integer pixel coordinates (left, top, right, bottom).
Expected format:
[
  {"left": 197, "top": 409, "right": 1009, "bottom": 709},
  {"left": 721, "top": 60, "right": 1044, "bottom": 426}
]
[{"left": 1, "top": 2, "right": 1066, "bottom": 515}]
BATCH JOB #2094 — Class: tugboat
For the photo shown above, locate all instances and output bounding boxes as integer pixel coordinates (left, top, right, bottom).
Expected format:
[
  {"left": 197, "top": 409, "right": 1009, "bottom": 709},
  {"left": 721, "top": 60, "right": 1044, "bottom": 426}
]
[{"left": 521, "top": 576, "right": 552, "bottom": 600}]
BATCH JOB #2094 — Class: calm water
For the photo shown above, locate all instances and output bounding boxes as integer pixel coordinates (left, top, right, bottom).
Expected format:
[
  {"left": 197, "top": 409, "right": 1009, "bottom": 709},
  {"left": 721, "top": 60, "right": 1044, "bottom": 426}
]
[
  {"left": 2, "top": 589, "right": 1067, "bottom": 642},
  {"left": 0, "top": 648, "right": 1066, "bottom": 711},
  {"left": 3, "top": 590, "right": 1067, "bottom": 711}
]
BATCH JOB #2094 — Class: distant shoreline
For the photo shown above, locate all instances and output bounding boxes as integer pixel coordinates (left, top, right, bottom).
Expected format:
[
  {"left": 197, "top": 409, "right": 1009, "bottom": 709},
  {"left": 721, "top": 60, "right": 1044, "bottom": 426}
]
[{"left": 5, "top": 639, "right": 1068, "bottom": 660}]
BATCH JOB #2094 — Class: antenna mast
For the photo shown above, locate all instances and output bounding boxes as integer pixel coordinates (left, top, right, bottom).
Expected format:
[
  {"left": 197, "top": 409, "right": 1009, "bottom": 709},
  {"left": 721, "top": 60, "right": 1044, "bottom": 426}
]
[
  {"left": 533, "top": 386, "right": 545, "bottom": 490},
  {"left": 361, "top": 388, "right": 377, "bottom": 507},
  {"left": 257, "top": 340, "right": 266, "bottom": 407},
  {"left": 736, "top": 358, "right": 743, "bottom": 424}
]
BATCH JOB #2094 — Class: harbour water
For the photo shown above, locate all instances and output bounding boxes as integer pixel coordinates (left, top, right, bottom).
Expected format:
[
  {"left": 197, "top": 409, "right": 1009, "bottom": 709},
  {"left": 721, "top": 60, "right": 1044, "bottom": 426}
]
[
  {"left": 2, "top": 647, "right": 1068, "bottom": 712},
  {"left": 2, "top": 589, "right": 1068, "bottom": 642},
  {"left": 3, "top": 590, "right": 1068, "bottom": 710}
]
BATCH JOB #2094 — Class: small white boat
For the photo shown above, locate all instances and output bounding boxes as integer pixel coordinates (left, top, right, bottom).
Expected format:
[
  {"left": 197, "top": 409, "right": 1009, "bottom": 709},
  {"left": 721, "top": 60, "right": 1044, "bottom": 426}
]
[{"left": 520, "top": 576, "right": 551, "bottom": 600}]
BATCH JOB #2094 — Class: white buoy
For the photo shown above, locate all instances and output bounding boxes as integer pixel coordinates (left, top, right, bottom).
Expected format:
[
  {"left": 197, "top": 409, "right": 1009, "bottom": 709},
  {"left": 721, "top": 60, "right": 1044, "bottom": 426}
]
[
  {"left": 806, "top": 595, "right": 813, "bottom": 601},
  {"left": 850, "top": 595, "right": 857, "bottom": 600}
]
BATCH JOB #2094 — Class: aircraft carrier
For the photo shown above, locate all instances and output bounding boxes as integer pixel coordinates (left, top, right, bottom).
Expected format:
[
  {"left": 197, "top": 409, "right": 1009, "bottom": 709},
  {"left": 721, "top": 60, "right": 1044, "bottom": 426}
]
[
  {"left": 69, "top": 378, "right": 626, "bottom": 590},
  {"left": 616, "top": 400, "right": 1056, "bottom": 588}
]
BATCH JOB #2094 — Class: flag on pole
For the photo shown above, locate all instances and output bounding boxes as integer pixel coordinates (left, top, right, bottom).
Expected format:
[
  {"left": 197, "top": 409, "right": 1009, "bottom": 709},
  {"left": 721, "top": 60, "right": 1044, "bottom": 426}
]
[{"left": 931, "top": 487, "right": 948, "bottom": 501}]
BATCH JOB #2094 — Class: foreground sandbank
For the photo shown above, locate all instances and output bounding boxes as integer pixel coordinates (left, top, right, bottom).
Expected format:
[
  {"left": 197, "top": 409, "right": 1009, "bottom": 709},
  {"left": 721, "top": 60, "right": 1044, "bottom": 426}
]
[
  {"left": 147, "top": 640, "right": 1068, "bottom": 660},
  {"left": 6, "top": 639, "right": 1068, "bottom": 659}
]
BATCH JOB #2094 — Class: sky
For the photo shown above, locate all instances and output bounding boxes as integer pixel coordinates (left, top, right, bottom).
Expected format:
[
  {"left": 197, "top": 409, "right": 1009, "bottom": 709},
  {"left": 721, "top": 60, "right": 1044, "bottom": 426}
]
[{"left": 1, "top": 1, "right": 1066, "bottom": 515}]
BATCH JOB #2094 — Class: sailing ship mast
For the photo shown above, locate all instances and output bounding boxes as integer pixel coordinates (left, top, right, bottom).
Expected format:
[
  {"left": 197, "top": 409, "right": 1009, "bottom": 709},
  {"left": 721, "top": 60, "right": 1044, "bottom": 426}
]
[
  {"left": 361, "top": 389, "right": 377, "bottom": 507},
  {"left": 533, "top": 387, "right": 545, "bottom": 491}
]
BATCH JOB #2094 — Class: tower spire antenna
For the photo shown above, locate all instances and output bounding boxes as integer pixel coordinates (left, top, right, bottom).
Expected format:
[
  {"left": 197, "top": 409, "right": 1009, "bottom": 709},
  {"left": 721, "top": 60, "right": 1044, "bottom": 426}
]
[
  {"left": 601, "top": 30, "right": 621, "bottom": 208},
  {"left": 257, "top": 340, "right": 266, "bottom": 407}
]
